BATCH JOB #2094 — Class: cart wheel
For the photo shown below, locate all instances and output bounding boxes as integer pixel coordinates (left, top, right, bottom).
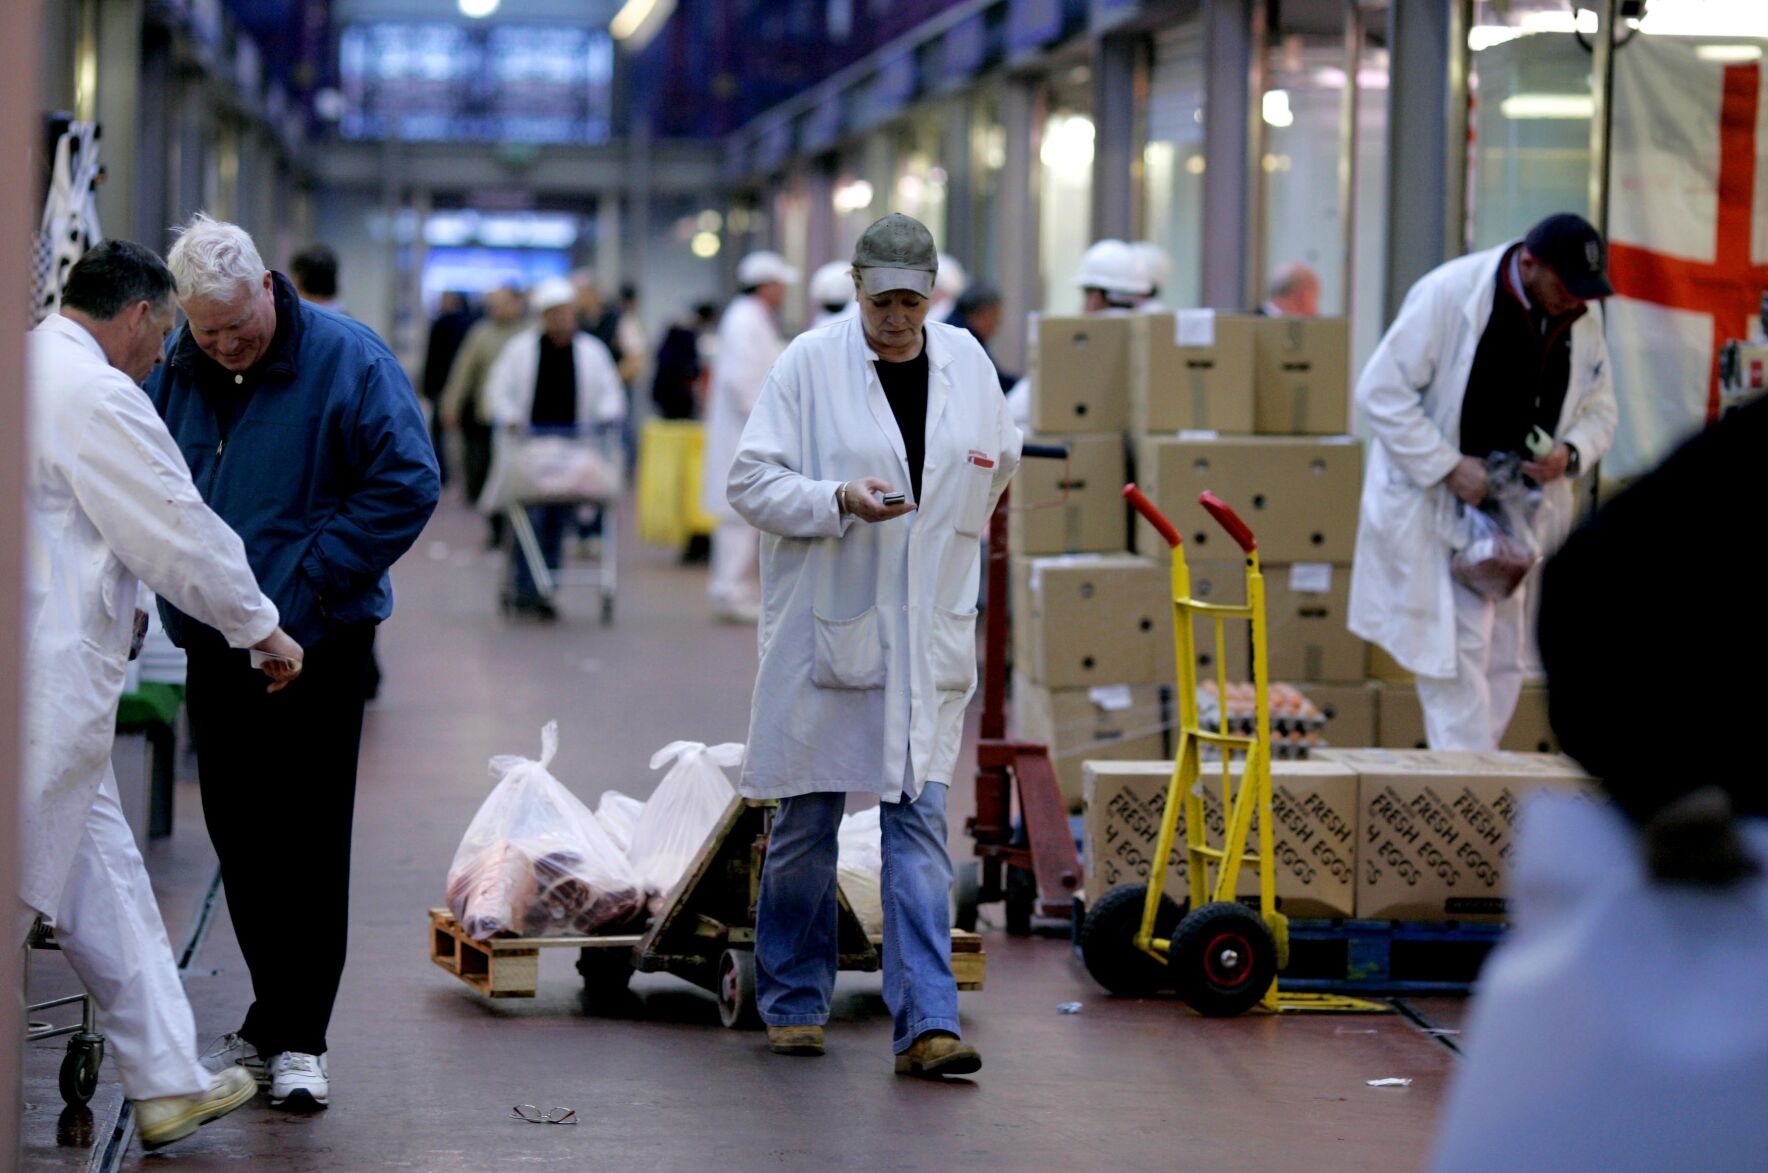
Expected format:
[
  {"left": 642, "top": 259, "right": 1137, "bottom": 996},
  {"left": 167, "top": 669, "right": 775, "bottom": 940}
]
[
  {"left": 60, "top": 1035, "right": 102, "bottom": 1107},
  {"left": 1078, "top": 884, "right": 1182, "bottom": 996},
  {"left": 576, "top": 948, "right": 634, "bottom": 1007},
  {"left": 600, "top": 594, "right": 614, "bottom": 626},
  {"left": 953, "top": 861, "right": 981, "bottom": 933},
  {"left": 1169, "top": 902, "right": 1278, "bottom": 1018},
  {"left": 1004, "top": 866, "right": 1036, "bottom": 937},
  {"left": 716, "top": 949, "right": 762, "bottom": 1030}
]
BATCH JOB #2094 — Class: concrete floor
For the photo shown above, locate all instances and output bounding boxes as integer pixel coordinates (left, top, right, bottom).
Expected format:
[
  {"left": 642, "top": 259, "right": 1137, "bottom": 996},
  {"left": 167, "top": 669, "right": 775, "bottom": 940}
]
[{"left": 24, "top": 495, "right": 1466, "bottom": 1171}]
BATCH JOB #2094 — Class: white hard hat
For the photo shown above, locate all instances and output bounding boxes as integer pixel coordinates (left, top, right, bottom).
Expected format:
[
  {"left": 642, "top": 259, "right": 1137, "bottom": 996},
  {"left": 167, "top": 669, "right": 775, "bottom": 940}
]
[
  {"left": 530, "top": 276, "right": 577, "bottom": 315},
  {"left": 1074, "top": 239, "right": 1153, "bottom": 298},
  {"left": 934, "top": 253, "right": 968, "bottom": 299},
  {"left": 1129, "top": 241, "right": 1174, "bottom": 291},
  {"left": 809, "top": 260, "right": 855, "bottom": 307},
  {"left": 737, "top": 250, "right": 801, "bottom": 288}
]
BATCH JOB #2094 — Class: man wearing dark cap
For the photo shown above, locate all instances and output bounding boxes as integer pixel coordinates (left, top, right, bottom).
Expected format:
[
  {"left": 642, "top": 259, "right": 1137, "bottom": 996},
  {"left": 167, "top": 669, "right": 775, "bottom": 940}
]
[{"left": 1348, "top": 212, "right": 1618, "bottom": 749}]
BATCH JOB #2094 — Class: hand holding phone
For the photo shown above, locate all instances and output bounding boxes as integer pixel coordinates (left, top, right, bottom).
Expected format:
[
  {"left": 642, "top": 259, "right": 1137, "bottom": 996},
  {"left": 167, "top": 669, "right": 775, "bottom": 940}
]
[{"left": 880, "top": 492, "right": 906, "bottom": 506}]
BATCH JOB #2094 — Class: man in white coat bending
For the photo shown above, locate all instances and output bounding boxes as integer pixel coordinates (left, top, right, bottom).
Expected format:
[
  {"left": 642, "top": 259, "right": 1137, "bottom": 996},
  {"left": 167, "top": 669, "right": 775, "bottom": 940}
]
[
  {"left": 702, "top": 251, "right": 798, "bottom": 622},
  {"left": 1348, "top": 213, "right": 1617, "bottom": 749},
  {"left": 21, "top": 241, "right": 303, "bottom": 1148}
]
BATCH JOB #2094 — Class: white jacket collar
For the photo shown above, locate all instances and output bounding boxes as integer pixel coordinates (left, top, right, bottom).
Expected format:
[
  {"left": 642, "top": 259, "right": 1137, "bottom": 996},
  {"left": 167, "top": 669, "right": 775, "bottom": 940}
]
[
  {"left": 847, "top": 313, "right": 955, "bottom": 370},
  {"left": 37, "top": 312, "right": 108, "bottom": 363}
]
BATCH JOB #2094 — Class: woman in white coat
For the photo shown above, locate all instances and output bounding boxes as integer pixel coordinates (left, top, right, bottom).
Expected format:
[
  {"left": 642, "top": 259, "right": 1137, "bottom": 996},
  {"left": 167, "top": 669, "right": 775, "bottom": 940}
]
[
  {"left": 22, "top": 242, "right": 300, "bottom": 1147},
  {"left": 728, "top": 214, "right": 1021, "bottom": 1076},
  {"left": 702, "top": 251, "right": 798, "bottom": 621}
]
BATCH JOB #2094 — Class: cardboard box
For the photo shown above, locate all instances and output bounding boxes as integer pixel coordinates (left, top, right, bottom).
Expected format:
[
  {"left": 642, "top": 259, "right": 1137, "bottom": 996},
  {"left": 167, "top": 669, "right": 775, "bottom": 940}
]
[
  {"left": 1253, "top": 316, "right": 1351, "bottom": 435},
  {"left": 1012, "top": 674, "right": 1167, "bottom": 810},
  {"left": 1297, "top": 682, "right": 1379, "bottom": 749},
  {"left": 1318, "top": 749, "right": 1595, "bottom": 921},
  {"left": 1007, "top": 432, "right": 1128, "bottom": 555},
  {"left": 1135, "top": 435, "right": 1364, "bottom": 562},
  {"left": 1027, "top": 314, "right": 1132, "bottom": 433},
  {"left": 1367, "top": 645, "right": 1415, "bottom": 684},
  {"left": 1264, "top": 562, "right": 1364, "bottom": 682},
  {"left": 1012, "top": 554, "right": 1174, "bottom": 688},
  {"left": 1376, "top": 684, "right": 1430, "bottom": 749},
  {"left": 1081, "top": 759, "right": 1360, "bottom": 918},
  {"left": 1129, "top": 312, "right": 1257, "bottom": 433},
  {"left": 1501, "top": 686, "right": 1559, "bottom": 754}
]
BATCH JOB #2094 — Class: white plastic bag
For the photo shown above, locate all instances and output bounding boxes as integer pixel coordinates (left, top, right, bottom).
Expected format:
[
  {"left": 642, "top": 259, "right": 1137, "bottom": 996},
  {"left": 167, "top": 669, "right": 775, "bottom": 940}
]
[
  {"left": 1449, "top": 458, "right": 1542, "bottom": 601},
  {"left": 479, "top": 432, "right": 622, "bottom": 513},
  {"left": 627, "top": 742, "right": 742, "bottom": 916},
  {"left": 596, "top": 790, "right": 645, "bottom": 856},
  {"left": 445, "top": 722, "right": 644, "bottom": 940},
  {"left": 837, "top": 806, "right": 884, "bottom": 936}
]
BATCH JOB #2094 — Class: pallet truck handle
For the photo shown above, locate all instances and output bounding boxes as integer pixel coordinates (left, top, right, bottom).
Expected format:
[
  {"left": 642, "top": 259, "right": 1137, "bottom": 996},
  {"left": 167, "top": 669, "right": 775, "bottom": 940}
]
[
  {"left": 1122, "top": 483, "right": 1182, "bottom": 548},
  {"left": 1199, "top": 491, "right": 1257, "bottom": 553},
  {"left": 1022, "top": 443, "right": 1070, "bottom": 460}
]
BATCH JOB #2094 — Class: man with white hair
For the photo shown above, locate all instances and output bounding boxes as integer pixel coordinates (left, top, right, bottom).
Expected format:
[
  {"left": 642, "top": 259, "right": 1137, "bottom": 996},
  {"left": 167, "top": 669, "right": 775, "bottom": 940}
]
[
  {"left": 146, "top": 213, "right": 440, "bottom": 1111},
  {"left": 1261, "top": 261, "right": 1321, "bottom": 318},
  {"left": 702, "top": 250, "right": 798, "bottom": 622}
]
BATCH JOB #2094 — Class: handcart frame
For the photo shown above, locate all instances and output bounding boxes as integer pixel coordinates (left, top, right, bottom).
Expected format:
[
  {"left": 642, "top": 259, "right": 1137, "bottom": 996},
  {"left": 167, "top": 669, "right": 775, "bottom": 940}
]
[
  {"left": 25, "top": 919, "right": 105, "bottom": 1106},
  {"left": 492, "top": 424, "right": 621, "bottom": 625}
]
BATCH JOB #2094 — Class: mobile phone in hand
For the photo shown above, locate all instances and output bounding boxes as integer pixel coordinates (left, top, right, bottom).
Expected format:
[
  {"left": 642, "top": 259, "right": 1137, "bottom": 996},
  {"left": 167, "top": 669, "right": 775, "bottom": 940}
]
[{"left": 881, "top": 492, "right": 906, "bottom": 506}]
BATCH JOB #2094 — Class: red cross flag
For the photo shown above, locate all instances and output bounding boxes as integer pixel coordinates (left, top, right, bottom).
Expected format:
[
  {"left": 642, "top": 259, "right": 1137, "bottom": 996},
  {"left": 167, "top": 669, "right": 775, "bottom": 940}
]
[{"left": 1607, "top": 38, "right": 1768, "bottom": 478}]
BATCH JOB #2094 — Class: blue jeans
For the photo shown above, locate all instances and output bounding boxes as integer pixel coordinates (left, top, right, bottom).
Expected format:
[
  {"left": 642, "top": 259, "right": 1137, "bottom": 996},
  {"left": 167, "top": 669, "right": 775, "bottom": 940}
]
[
  {"left": 755, "top": 783, "right": 959, "bottom": 1053},
  {"left": 511, "top": 503, "right": 570, "bottom": 601}
]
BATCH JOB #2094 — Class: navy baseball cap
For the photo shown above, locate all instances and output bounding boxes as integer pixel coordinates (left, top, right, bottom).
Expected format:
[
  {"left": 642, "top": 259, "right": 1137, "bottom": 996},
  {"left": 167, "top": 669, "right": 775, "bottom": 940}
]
[{"left": 1525, "top": 212, "right": 1615, "bottom": 300}]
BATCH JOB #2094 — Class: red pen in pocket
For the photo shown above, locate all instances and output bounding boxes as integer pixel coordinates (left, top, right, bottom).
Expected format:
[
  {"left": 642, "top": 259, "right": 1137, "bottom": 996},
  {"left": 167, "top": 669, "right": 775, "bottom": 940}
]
[{"left": 966, "top": 449, "right": 995, "bottom": 469}]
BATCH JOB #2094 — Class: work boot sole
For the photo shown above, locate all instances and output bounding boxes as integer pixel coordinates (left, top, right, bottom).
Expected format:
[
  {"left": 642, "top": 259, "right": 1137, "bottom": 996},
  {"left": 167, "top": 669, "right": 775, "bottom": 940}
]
[
  {"left": 271, "top": 1087, "right": 328, "bottom": 1112},
  {"left": 894, "top": 1048, "right": 982, "bottom": 1078},
  {"left": 138, "top": 1075, "right": 258, "bottom": 1151},
  {"left": 766, "top": 1040, "right": 825, "bottom": 1057}
]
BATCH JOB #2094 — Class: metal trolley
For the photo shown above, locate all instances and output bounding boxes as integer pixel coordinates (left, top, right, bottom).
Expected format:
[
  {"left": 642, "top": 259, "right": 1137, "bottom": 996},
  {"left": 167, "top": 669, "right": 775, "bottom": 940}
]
[
  {"left": 25, "top": 919, "right": 105, "bottom": 1106},
  {"left": 492, "top": 424, "right": 622, "bottom": 625},
  {"left": 1077, "top": 486, "right": 1381, "bottom": 1016}
]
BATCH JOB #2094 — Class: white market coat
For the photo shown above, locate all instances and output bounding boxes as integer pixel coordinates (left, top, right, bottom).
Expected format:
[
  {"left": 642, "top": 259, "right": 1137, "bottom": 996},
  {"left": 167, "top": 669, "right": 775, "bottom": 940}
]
[
  {"left": 701, "top": 294, "right": 787, "bottom": 520},
  {"left": 485, "top": 326, "right": 626, "bottom": 429},
  {"left": 21, "top": 315, "right": 278, "bottom": 921},
  {"left": 1347, "top": 242, "right": 1617, "bottom": 679},
  {"left": 727, "top": 317, "right": 1022, "bottom": 803}
]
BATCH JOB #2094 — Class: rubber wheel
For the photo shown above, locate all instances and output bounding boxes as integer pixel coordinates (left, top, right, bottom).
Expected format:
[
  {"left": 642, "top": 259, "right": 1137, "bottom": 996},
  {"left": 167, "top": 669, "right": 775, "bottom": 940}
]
[
  {"left": 1004, "top": 866, "right": 1036, "bottom": 936},
  {"left": 60, "top": 1036, "right": 101, "bottom": 1107},
  {"left": 1077, "top": 884, "right": 1183, "bottom": 996},
  {"left": 576, "top": 948, "right": 634, "bottom": 1006},
  {"left": 1169, "top": 902, "right": 1278, "bottom": 1018},
  {"left": 953, "top": 861, "right": 981, "bottom": 933},
  {"left": 716, "top": 948, "right": 762, "bottom": 1030}
]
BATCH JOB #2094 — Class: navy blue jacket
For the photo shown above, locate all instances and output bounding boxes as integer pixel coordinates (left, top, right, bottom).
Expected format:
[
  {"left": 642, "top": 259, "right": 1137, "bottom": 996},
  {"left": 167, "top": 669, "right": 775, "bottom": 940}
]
[{"left": 147, "top": 273, "right": 440, "bottom": 651}]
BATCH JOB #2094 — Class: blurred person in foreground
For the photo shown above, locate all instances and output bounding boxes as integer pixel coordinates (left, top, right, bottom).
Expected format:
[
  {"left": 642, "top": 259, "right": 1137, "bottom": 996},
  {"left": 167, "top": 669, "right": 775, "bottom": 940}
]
[
  {"left": 22, "top": 240, "right": 302, "bottom": 1149},
  {"left": 1432, "top": 394, "right": 1768, "bottom": 1172},
  {"left": 442, "top": 284, "right": 528, "bottom": 544},
  {"left": 729, "top": 213, "right": 1021, "bottom": 1075},
  {"left": 422, "top": 290, "right": 478, "bottom": 484},
  {"left": 147, "top": 213, "right": 438, "bottom": 1112}
]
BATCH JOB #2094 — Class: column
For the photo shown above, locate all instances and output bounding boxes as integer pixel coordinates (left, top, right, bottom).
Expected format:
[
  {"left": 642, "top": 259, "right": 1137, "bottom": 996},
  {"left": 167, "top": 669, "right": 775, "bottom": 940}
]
[
  {"left": 1200, "top": 0, "right": 1257, "bottom": 309},
  {"left": 1382, "top": 0, "right": 1469, "bottom": 322},
  {"left": 1090, "top": 32, "right": 1139, "bottom": 243},
  {"left": 597, "top": 191, "right": 623, "bottom": 287},
  {"left": 996, "top": 76, "right": 1039, "bottom": 373},
  {"left": 92, "top": 0, "right": 143, "bottom": 244},
  {"left": 939, "top": 98, "right": 975, "bottom": 267}
]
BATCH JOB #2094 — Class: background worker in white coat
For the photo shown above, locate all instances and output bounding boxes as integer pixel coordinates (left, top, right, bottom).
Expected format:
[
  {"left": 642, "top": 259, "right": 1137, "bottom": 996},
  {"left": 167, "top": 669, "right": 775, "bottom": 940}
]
[
  {"left": 727, "top": 213, "right": 1021, "bottom": 1075},
  {"left": 1005, "top": 238, "right": 1151, "bottom": 426},
  {"left": 21, "top": 241, "right": 302, "bottom": 1149},
  {"left": 1348, "top": 213, "right": 1617, "bottom": 749},
  {"left": 702, "top": 250, "right": 798, "bottom": 622},
  {"left": 809, "top": 259, "right": 856, "bottom": 327}
]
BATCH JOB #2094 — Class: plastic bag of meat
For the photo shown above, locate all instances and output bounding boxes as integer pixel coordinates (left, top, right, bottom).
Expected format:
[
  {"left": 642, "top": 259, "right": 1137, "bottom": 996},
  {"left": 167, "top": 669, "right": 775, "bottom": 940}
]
[
  {"left": 627, "top": 742, "right": 742, "bottom": 916},
  {"left": 837, "top": 805, "right": 884, "bottom": 936},
  {"left": 1450, "top": 460, "right": 1541, "bottom": 601},
  {"left": 445, "top": 722, "right": 644, "bottom": 940},
  {"left": 596, "top": 790, "right": 645, "bottom": 856}
]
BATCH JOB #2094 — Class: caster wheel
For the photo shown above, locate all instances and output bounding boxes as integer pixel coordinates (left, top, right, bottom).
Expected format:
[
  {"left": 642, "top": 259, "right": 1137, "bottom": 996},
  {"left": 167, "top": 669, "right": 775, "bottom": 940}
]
[
  {"left": 953, "top": 861, "right": 981, "bottom": 933},
  {"left": 1078, "top": 885, "right": 1183, "bottom": 996},
  {"left": 1169, "top": 902, "right": 1278, "bottom": 1018},
  {"left": 60, "top": 1035, "right": 102, "bottom": 1107},
  {"left": 716, "top": 948, "right": 762, "bottom": 1030},
  {"left": 1004, "top": 866, "right": 1036, "bottom": 936},
  {"left": 577, "top": 948, "right": 634, "bottom": 1007}
]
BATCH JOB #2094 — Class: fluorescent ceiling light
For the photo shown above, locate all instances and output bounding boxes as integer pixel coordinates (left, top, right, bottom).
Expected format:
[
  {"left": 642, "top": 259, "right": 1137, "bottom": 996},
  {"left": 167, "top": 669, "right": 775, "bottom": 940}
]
[
  {"left": 1695, "top": 44, "right": 1765, "bottom": 62},
  {"left": 1040, "top": 114, "right": 1095, "bottom": 171},
  {"left": 1261, "top": 89, "right": 1294, "bottom": 128},
  {"left": 1500, "top": 93, "right": 1596, "bottom": 120},
  {"left": 612, "top": 0, "right": 676, "bottom": 44},
  {"left": 458, "top": 0, "right": 499, "bottom": 17},
  {"left": 1520, "top": 10, "right": 1598, "bottom": 35},
  {"left": 1638, "top": 1, "right": 1768, "bottom": 37},
  {"left": 1468, "top": 26, "right": 1526, "bottom": 52}
]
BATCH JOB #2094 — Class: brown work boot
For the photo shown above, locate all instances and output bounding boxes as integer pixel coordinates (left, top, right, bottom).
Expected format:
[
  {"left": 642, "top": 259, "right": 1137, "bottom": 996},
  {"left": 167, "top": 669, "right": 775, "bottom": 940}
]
[
  {"left": 894, "top": 1030, "right": 981, "bottom": 1078},
  {"left": 766, "top": 1025, "right": 825, "bottom": 1056}
]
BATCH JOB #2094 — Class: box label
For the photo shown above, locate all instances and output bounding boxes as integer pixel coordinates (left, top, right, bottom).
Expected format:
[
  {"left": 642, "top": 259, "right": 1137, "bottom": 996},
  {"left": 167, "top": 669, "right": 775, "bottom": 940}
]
[
  {"left": 1288, "top": 562, "right": 1333, "bottom": 593},
  {"left": 1176, "top": 309, "right": 1216, "bottom": 348}
]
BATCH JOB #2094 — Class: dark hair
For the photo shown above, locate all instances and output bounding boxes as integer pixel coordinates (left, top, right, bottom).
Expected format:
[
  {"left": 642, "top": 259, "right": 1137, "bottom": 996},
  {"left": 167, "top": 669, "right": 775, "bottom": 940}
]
[
  {"left": 954, "top": 282, "right": 1001, "bottom": 316},
  {"left": 693, "top": 301, "right": 717, "bottom": 322},
  {"left": 60, "top": 240, "right": 176, "bottom": 320},
  {"left": 620, "top": 282, "right": 638, "bottom": 303},
  {"left": 290, "top": 244, "right": 339, "bottom": 299}
]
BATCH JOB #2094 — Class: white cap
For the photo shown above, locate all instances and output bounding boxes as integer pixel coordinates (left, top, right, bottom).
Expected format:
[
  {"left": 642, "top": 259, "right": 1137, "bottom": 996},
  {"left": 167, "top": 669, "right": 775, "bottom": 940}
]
[
  {"left": 530, "top": 276, "right": 577, "bottom": 314},
  {"left": 809, "top": 260, "right": 855, "bottom": 307},
  {"left": 1074, "top": 239, "right": 1154, "bottom": 298},
  {"left": 934, "top": 253, "right": 968, "bottom": 299},
  {"left": 1129, "top": 241, "right": 1174, "bottom": 291},
  {"left": 737, "top": 250, "right": 801, "bottom": 288}
]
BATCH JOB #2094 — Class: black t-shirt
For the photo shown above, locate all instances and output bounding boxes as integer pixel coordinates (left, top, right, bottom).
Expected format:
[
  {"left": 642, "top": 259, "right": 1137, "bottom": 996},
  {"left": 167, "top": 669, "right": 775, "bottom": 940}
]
[
  {"left": 875, "top": 344, "right": 929, "bottom": 502},
  {"left": 531, "top": 335, "right": 578, "bottom": 427}
]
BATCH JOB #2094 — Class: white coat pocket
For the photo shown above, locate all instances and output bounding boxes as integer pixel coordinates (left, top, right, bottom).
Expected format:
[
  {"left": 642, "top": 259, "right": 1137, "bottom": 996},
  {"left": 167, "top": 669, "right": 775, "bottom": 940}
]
[
  {"left": 812, "top": 607, "right": 887, "bottom": 690},
  {"left": 955, "top": 462, "right": 993, "bottom": 536},
  {"left": 931, "top": 606, "right": 979, "bottom": 692}
]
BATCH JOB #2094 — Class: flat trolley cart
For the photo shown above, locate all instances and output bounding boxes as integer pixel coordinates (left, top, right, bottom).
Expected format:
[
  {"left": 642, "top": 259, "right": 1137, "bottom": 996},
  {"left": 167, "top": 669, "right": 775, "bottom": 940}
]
[
  {"left": 489, "top": 423, "right": 622, "bottom": 625},
  {"left": 25, "top": 918, "right": 105, "bottom": 1106},
  {"left": 1077, "top": 485, "right": 1383, "bottom": 1016},
  {"left": 430, "top": 797, "right": 985, "bottom": 1026}
]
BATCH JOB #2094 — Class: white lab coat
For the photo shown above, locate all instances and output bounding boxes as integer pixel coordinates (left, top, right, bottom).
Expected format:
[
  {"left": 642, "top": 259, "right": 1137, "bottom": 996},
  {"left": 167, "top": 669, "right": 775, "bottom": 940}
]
[
  {"left": 485, "top": 326, "right": 626, "bottom": 429},
  {"left": 21, "top": 315, "right": 278, "bottom": 921},
  {"left": 1347, "top": 242, "right": 1617, "bottom": 679},
  {"left": 701, "top": 294, "right": 787, "bottom": 520},
  {"left": 728, "top": 317, "right": 1022, "bottom": 803}
]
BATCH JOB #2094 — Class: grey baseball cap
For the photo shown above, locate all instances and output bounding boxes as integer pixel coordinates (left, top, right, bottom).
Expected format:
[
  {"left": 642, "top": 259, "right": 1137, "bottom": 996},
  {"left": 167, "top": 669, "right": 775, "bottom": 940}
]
[{"left": 852, "top": 213, "right": 937, "bottom": 297}]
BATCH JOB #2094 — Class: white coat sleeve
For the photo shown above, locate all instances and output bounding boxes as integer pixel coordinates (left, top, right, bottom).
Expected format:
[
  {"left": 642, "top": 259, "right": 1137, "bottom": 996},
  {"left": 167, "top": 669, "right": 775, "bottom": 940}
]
[
  {"left": 74, "top": 383, "right": 279, "bottom": 649},
  {"left": 585, "top": 339, "right": 627, "bottom": 424},
  {"left": 486, "top": 337, "right": 523, "bottom": 427},
  {"left": 989, "top": 386, "right": 1024, "bottom": 511},
  {"left": 726, "top": 364, "right": 851, "bottom": 541},
  {"left": 1562, "top": 326, "right": 1618, "bottom": 470},
  {"left": 726, "top": 311, "right": 784, "bottom": 416},
  {"left": 1355, "top": 280, "right": 1465, "bottom": 489}
]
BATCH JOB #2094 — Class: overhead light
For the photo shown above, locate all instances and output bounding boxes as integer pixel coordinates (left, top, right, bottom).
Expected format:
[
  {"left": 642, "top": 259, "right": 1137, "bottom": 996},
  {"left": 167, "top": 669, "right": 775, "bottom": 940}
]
[
  {"left": 1261, "top": 89, "right": 1294, "bottom": 129},
  {"left": 1468, "top": 25, "right": 1526, "bottom": 52},
  {"left": 1500, "top": 93, "right": 1596, "bottom": 119},
  {"left": 458, "top": 0, "right": 499, "bottom": 17},
  {"left": 1696, "top": 44, "right": 1765, "bottom": 62},
  {"left": 612, "top": 0, "right": 677, "bottom": 46},
  {"left": 1039, "top": 114, "right": 1094, "bottom": 171},
  {"left": 690, "top": 231, "right": 720, "bottom": 259},
  {"left": 1520, "top": 10, "right": 1598, "bottom": 35},
  {"left": 696, "top": 209, "right": 722, "bottom": 233},
  {"left": 1639, "top": 1, "right": 1768, "bottom": 37},
  {"left": 832, "top": 179, "right": 874, "bottom": 214}
]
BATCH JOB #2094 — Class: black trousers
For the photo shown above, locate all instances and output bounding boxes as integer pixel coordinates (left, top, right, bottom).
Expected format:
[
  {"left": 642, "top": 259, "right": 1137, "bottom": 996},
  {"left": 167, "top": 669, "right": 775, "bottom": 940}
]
[{"left": 184, "top": 624, "right": 374, "bottom": 1058}]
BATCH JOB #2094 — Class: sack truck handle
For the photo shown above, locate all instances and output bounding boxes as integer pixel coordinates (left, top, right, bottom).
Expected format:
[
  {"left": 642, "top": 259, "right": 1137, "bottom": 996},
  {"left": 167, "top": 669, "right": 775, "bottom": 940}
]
[
  {"left": 1199, "top": 491, "right": 1257, "bottom": 553},
  {"left": 1022, "top": 443, "right": 1070, "bottom": 460},
  {"left": 1122, "top": 483, "right": 1182, "bottom": 549}
]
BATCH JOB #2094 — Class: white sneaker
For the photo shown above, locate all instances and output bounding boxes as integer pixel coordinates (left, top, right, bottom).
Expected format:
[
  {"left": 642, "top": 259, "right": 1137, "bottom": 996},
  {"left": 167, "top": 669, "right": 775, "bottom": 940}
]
[
  {"left": 200, "top": 1031, "right": 269, "bottom": 1086},
  {"left": 136, "top": 1066, "right": 257, "bottom": 1150},
  {"left": 268, "top": 1051, "right": 329, "bottom": 1111}
]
